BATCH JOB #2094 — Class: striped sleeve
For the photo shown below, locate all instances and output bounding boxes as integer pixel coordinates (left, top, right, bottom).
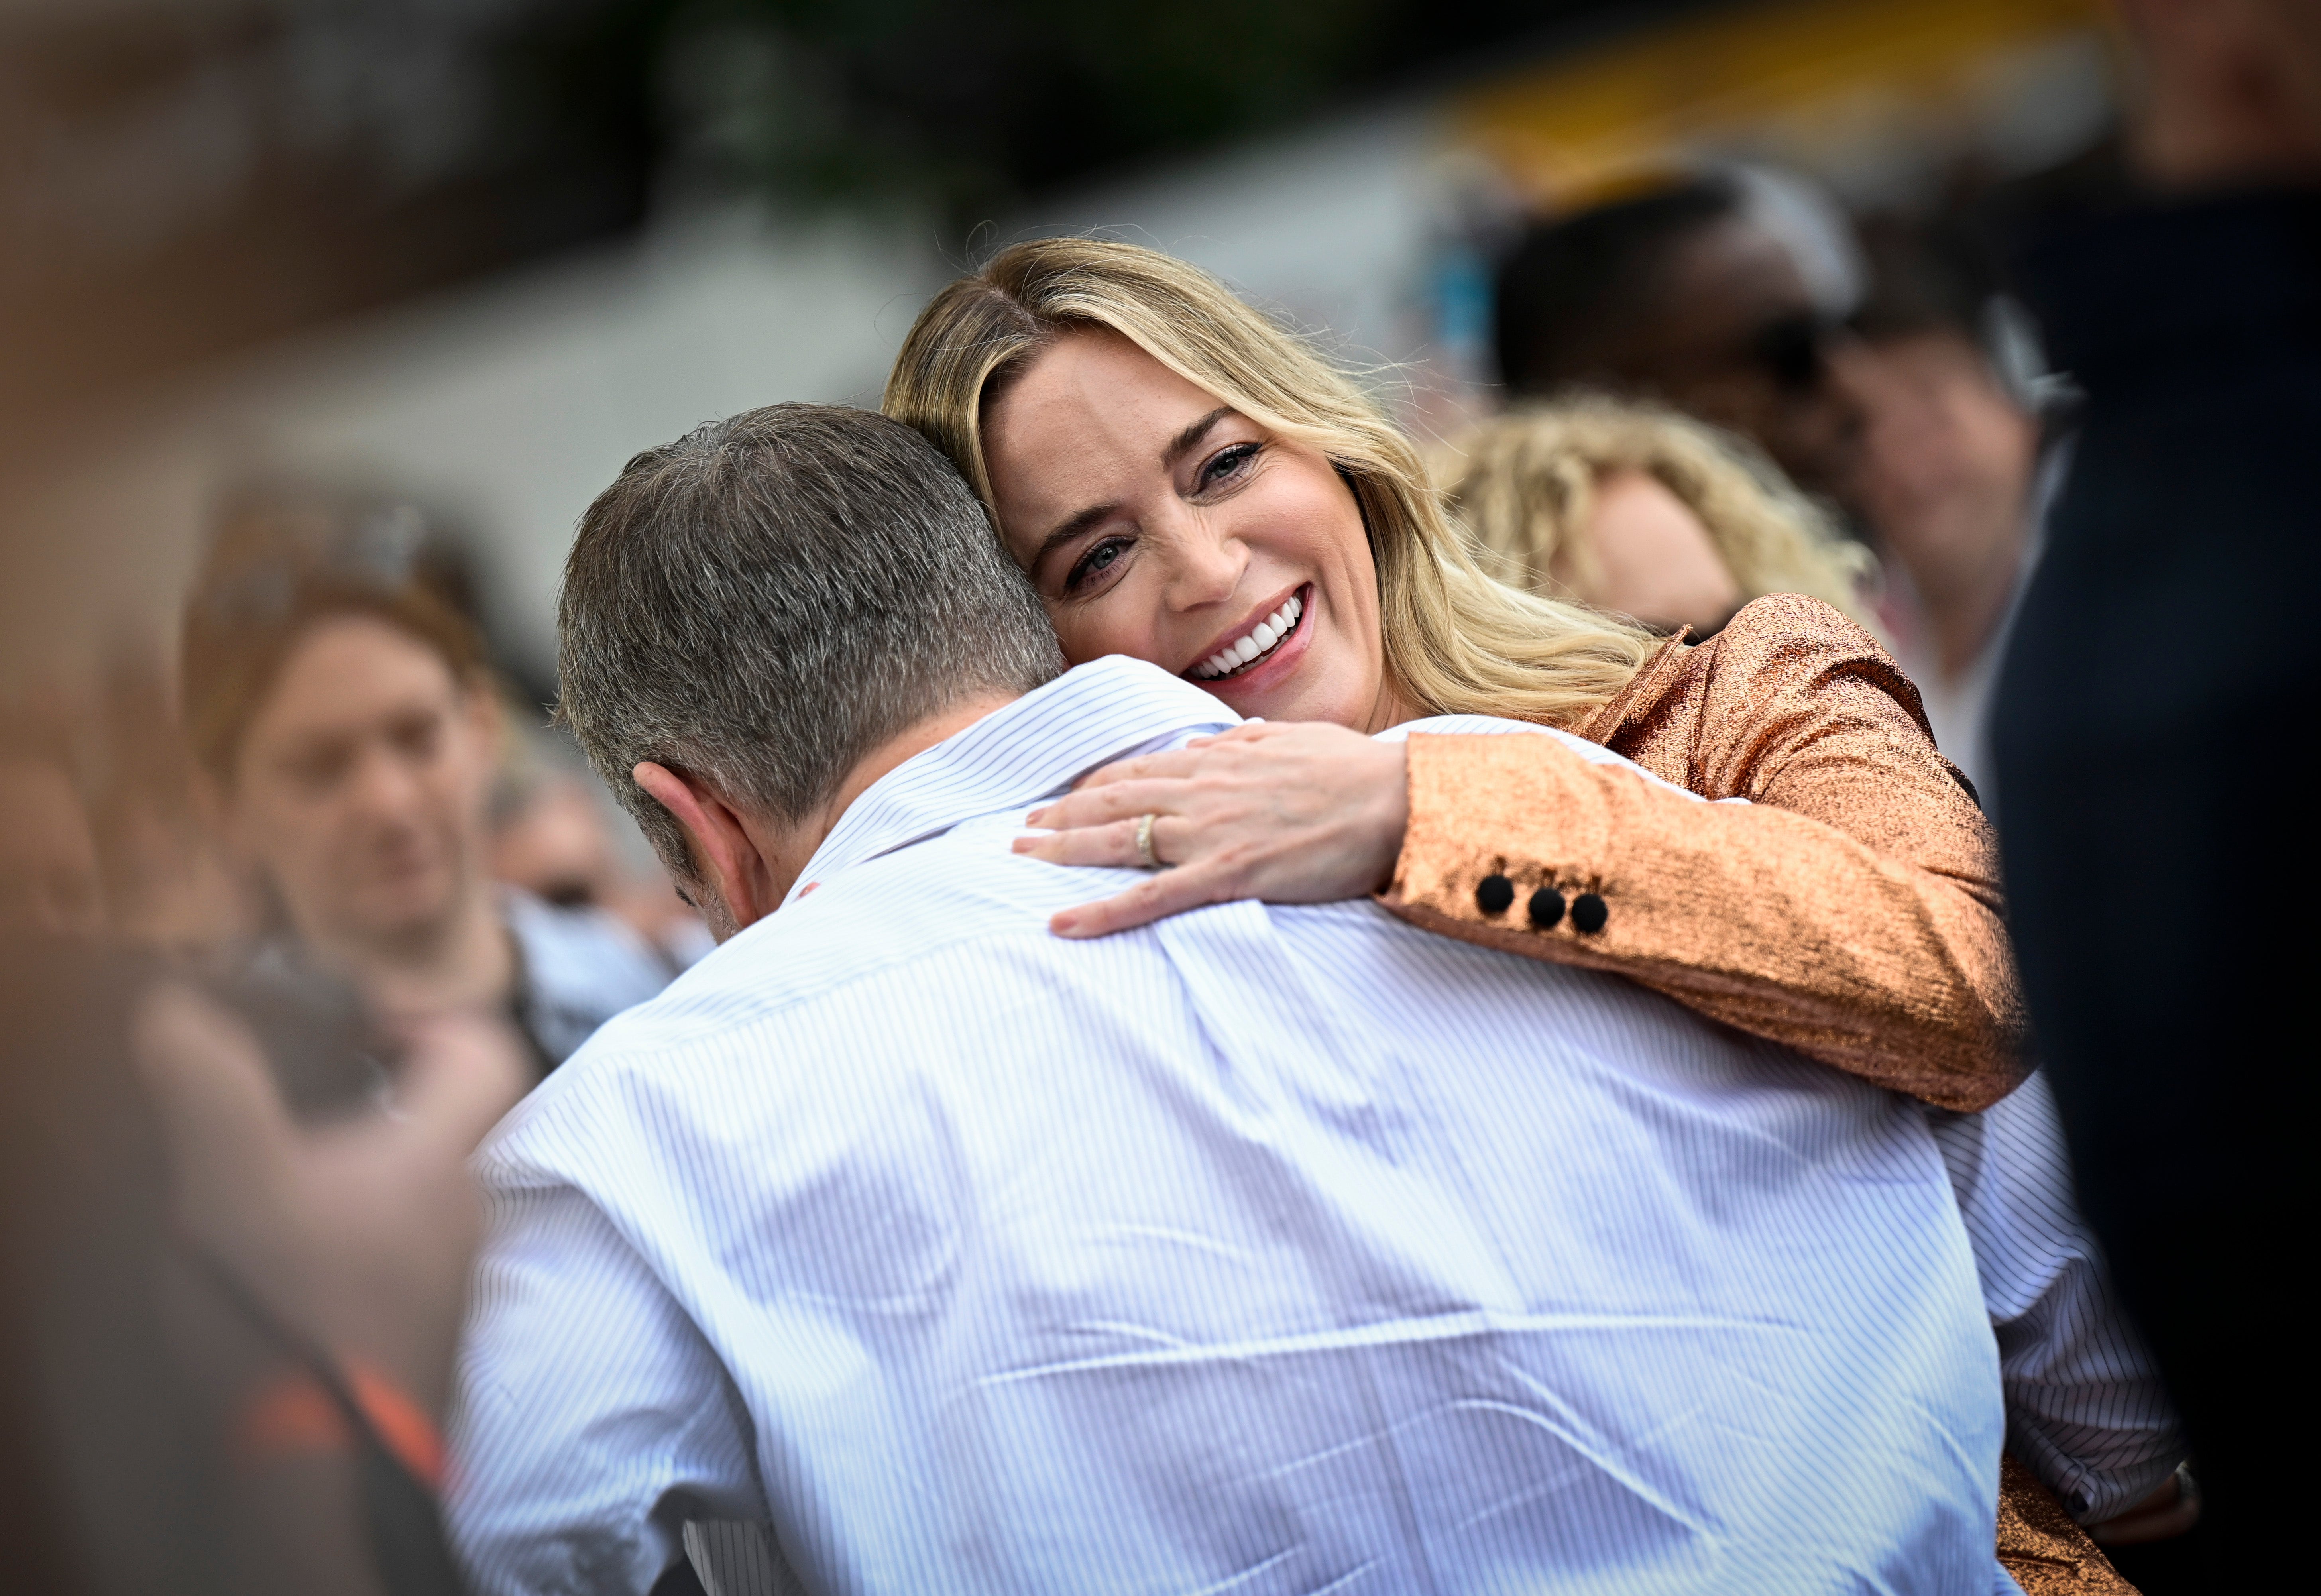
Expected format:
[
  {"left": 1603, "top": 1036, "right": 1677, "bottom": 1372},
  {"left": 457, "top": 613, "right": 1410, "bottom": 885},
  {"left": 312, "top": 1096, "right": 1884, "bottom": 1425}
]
[
  {"left": 1931, "top": 1072, "right": 2187, "bottom": 1522},
  {"left": 448, "top": 1181, "right": 760, "bottom": 1596}
]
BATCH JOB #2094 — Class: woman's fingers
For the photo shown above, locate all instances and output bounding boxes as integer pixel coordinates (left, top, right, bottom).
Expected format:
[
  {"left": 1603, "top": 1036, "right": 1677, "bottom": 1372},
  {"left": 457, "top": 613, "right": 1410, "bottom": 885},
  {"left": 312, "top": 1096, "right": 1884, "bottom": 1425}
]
[
  {"left": 1070, "top": 723, "right": 1282, "bottom": 790},
  {"left": 1050, "top": 861, "right": 1232, "bottom": 938},
  {"left": 1027, "top": 779, "right": 1194, "bottom": 832},
  {"left": 1073, "top": 747, "right": 1209, "bottom": 790},
  {"left": 1014, "top": 816, "right": 1148, "bottom": 869}
]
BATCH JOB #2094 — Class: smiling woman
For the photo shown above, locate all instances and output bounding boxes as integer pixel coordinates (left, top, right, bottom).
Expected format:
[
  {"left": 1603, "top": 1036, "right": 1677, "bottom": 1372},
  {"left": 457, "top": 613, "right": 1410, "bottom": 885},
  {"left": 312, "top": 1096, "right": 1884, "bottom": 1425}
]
[{"left": 883, "top": 236, "right": 2024, "bottom": 1116}]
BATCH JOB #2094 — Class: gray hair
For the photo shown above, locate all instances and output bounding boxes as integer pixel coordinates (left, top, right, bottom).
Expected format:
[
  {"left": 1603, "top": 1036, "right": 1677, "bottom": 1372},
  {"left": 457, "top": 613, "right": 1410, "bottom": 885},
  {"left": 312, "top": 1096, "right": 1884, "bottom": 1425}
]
[{"left": 556, "top": 402, "right": 1063, "bottom": 879}]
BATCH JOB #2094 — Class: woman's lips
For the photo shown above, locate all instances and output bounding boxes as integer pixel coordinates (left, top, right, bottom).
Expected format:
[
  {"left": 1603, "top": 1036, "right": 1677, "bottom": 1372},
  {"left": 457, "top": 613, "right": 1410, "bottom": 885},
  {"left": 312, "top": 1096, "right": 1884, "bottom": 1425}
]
[
  {"left": 1187, "top": 584, "right": 1316, "bottom": 699},
  {"left": 1187, "top": 586, "right": 1310, "bottom": 682}
]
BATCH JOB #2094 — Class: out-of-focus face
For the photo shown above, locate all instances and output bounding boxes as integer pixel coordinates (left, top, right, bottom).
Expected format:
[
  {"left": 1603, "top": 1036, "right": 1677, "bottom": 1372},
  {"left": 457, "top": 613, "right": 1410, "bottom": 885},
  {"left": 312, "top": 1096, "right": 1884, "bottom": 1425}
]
[
  {"left": 226, "top": 615, "right": 495, "bottom": 956},
  {"left": 1831, "top": 331, "right": 2036, "bottom": 602},
  {"left": 1564, "top": 470, "right": 1744, "bottom": 636},
  {"left": 491, "top": 778, "right": 618, "bottom": 910},
  {"left": 982, "top": 330, "right": 1414, "bottom": 731},
  {"left": 1627, "top": 216, "right": 1865, "bottom": 498}
]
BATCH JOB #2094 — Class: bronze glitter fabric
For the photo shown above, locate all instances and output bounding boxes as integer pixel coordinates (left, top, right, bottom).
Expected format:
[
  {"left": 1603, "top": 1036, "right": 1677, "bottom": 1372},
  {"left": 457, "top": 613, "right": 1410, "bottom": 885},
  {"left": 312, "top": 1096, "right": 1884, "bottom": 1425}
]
[
  {"left": 1998, "top": 1455, "right": 2142, "bottom": 1595},
  {"left": 1379, "top": 592, "right": 2028, "bottom": 1111}
]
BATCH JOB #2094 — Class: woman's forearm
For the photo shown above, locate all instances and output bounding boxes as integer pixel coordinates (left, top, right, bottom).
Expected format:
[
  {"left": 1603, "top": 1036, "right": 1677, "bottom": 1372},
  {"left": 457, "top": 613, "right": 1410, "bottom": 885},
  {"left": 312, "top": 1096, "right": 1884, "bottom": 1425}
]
[{"left": 1380, "top": 732, "right": 2027, "bottom": 1111}]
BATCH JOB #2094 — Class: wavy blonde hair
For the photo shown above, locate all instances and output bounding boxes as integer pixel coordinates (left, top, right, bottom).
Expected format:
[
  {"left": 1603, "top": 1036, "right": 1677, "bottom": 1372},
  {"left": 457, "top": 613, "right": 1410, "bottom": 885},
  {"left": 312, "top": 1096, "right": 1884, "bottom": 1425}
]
[
  {"left": 882, "top": 237, "right": 1659, "bottom": 729},
  {"left": 1432, "top": 394, "right": 1876, "bottom": 629}
]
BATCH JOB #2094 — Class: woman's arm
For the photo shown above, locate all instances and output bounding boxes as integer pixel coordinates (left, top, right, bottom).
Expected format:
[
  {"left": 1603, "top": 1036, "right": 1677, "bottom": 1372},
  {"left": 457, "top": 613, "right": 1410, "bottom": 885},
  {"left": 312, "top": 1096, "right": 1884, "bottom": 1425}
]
[
  {"left": 1016, "top": 599, "right": 2025, "bottom": 1110},
  {"left": 1385, "top": 598, "right": 2026, "bottom": 1111}
]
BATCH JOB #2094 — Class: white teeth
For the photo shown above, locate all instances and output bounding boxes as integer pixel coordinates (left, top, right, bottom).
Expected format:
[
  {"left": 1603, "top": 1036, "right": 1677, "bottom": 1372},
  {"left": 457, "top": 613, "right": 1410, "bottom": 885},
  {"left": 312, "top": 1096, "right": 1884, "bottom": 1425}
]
[{"left": 1191, "top": 592, "right": 1306, "bottom": 679}]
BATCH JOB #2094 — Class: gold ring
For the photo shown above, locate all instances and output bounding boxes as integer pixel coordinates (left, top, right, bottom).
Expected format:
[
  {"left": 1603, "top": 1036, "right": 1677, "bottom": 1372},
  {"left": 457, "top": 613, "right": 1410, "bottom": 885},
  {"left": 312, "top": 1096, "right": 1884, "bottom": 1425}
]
[{"left": 1134, "top": 813, "right": 1163, "bottom": 871}]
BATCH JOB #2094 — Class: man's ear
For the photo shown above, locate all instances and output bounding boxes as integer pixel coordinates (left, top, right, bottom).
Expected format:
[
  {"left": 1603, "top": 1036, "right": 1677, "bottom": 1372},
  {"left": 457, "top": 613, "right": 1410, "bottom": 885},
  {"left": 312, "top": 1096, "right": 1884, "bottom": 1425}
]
[{"left": 631, "top": 762, "right": 777, "bottom": 938}]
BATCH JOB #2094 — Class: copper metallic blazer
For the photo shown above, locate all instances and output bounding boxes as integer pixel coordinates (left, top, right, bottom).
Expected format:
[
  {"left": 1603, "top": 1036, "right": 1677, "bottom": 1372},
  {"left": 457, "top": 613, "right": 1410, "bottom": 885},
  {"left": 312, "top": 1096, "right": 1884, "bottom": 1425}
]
[
  {"left": 1380, "top": 592, "right": 2028, "bottom": 1114},
  {"left": 1378, "top": 595, "right": 2136, "bottom": 1593}
]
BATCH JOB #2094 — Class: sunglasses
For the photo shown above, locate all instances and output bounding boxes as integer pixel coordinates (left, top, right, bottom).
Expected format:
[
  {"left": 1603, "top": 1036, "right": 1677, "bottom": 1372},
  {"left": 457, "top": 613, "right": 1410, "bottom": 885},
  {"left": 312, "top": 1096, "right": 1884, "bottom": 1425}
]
[{"left": 1746, "top": 312, "right": 1840, "bottom": 394}]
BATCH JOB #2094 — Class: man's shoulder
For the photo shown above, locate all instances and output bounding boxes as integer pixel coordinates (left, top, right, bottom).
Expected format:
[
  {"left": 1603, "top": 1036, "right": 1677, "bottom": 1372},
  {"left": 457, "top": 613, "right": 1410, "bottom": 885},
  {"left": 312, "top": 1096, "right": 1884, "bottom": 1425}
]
[{"left": 481, "top": 830, "right": 1138, "bottom": 1159}]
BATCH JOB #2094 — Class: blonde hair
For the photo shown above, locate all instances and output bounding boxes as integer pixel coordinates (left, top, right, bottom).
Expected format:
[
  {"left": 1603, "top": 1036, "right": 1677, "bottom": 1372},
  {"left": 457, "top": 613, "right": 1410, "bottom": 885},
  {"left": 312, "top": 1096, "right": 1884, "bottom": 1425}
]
[
  {"left": 882, "top": 237, "right": 1659, "bottom": 729},
  {"left": 1432, "top": 395, "right": 1876, "bottom": 629}
]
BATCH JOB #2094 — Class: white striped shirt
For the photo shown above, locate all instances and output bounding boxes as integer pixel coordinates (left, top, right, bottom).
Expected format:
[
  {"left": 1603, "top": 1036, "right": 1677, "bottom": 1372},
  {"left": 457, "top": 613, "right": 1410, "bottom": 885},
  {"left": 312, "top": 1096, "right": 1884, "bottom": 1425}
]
[{"left": 448, "top": 657, "right": 2149, "bottom": 1595}]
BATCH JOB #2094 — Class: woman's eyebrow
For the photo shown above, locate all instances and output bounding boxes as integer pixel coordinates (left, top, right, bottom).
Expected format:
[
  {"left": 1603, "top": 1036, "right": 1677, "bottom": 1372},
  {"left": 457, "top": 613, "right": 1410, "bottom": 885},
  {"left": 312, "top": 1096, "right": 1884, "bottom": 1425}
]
[
  {"left": 1028, "top": 407, "right": 1234, "bottom": 570},
  {"left": 1161, "top": 407, "right": 1235, "bottom": 470},
  {"left": 1034, "top": 503, "right": 1117, "bottom": 569}
]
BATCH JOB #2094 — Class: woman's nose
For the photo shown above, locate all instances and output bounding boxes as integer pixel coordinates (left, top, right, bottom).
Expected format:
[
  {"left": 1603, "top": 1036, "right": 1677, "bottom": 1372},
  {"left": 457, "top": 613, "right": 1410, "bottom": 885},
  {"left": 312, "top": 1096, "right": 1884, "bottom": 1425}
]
[{"left": 1157, "top": 511, "right": 1247, "bottom": 611}]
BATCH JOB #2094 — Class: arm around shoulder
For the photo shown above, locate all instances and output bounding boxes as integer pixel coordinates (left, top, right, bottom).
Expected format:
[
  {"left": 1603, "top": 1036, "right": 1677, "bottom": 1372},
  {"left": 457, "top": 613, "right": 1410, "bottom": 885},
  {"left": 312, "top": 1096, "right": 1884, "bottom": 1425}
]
[{"left": 1380, "top": 599, "right": 2027, "bottom": 1111}]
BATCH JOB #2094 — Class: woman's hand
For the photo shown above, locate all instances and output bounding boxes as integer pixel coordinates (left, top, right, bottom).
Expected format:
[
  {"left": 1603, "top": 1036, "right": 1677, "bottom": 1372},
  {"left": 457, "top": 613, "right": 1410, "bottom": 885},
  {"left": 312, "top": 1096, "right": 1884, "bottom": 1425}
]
[{"left": 1012, "top": 720, "right": 1409, "bottom": 937}]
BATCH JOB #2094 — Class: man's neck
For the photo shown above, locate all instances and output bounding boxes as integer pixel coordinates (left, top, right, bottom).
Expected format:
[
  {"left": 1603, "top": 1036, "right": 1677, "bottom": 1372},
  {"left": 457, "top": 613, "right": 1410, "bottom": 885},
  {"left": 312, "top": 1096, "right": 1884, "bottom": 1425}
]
[{"left": 739, "top": 691, "right": 1024, "bottom": 918}]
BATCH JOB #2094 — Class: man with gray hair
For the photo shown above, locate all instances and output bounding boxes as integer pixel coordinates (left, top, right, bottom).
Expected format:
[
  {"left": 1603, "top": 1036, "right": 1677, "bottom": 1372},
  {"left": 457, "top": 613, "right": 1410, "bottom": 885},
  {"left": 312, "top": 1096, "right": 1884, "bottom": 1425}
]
[{"left": 450, "top": 402, "right": 2045, "bottom": 1594}]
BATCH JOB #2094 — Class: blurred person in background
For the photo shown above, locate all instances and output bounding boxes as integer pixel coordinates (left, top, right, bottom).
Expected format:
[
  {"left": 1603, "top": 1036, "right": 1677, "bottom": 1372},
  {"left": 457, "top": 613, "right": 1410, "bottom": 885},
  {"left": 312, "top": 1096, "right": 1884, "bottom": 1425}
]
[
  {"left": 182, "top": 491, "right": 676, "bottom": 1085},
  {"left": 2, "top": 656, "right": 527, "bottom": 1596},
  {"left": 490, "top": 743, "right": 717, "bottom": 974},
  {"left": 1834, "top": 224, "right": 2052, "bottom": 800},
  {"left": 1990, "top": 0, "right": 2321, "bottom": 1583},
  {"left": 0, "top": 739, "right": 106, "bottom": 938},
  {"left": 1491, "top": 171, "right": 1867, "bottom": 501},
  {"left": 1428, "top": 394, "right": 1874, "bottom": 640}
]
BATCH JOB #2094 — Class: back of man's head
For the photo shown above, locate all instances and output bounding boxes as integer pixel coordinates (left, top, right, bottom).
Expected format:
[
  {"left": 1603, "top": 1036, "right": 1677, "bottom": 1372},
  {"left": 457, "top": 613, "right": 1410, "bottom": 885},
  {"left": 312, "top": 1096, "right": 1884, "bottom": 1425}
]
[
  {"left": 557, "top": 403, "right": 1063, "bottom": 879},
  {"left": 1493, "top": 177, "right": 1741, "bottom": 395}
]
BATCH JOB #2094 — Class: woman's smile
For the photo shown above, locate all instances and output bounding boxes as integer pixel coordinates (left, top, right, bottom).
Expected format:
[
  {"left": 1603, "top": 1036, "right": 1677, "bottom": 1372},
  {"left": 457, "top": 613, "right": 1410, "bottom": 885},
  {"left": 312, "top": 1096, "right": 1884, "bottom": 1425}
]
[{"left": 1186, "top": 583, "right": 1308, "bottom": 682}]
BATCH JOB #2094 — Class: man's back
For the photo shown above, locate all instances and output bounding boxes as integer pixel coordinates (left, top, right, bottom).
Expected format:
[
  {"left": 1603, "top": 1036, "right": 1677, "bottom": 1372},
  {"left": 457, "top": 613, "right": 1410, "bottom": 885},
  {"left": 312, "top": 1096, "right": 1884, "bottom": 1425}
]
[{"left": 451, "top": 671, "right": 2002, "bottom": 1596}]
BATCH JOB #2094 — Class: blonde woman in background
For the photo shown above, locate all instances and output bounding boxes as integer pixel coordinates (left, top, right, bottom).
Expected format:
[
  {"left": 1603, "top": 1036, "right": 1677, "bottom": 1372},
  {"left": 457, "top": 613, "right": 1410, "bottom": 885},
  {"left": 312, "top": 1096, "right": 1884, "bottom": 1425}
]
[
  {"left": 884, "top": 236, "right": 2016, "bottom": 1110},
  {"left": 1433, "top": 394, "right": 1876, "bottom": 639}
]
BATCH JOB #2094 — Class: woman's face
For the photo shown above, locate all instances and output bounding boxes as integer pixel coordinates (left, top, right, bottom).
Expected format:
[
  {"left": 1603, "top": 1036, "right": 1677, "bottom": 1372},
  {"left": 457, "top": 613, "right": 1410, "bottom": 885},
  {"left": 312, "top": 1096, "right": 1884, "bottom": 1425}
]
[
  {"left": 981, "top": 330, "right": 1410, "bottom": 731},
  {"left": 1565, "top": 469, "right": 1743, "bottom": 637}
]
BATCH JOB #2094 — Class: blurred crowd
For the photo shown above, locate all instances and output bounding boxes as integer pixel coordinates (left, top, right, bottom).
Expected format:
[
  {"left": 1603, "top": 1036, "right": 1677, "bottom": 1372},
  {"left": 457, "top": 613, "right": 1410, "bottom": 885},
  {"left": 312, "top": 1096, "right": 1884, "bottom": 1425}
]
[{"left": 2, "top": 1, "right": 2312, "bottom": 1592}]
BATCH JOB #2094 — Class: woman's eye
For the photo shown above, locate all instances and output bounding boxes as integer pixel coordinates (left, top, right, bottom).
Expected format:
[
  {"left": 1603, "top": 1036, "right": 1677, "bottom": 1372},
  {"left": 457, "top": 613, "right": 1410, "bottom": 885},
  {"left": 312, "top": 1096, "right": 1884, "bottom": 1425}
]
[
  {"left": 1066, "top": 536, "right": 1132, "bottom": 593},
  {"left": 1197, "top": 442, "right": 1261, "bottom": 492}
]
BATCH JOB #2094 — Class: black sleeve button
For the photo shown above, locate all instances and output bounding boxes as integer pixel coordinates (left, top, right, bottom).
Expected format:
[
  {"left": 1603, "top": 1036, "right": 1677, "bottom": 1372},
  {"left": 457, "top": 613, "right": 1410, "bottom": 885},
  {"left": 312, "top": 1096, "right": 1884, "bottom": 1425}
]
[
  {"left": 1571, "top": 892, "right": 1608, "bottom": 934},
  {"left": 1527, "top": 887, "right": 1565, "bottom": 929},
  {"left": 1475, "top": 874, "right": 1515, "bottom": 915}
]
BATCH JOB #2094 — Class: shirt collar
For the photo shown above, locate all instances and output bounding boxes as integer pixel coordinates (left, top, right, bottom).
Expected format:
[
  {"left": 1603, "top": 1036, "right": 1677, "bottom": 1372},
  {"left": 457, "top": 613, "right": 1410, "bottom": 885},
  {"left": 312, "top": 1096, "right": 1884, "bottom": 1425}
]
[{"left": 783, "top": 656, "right": 1239, "bottom": 907}]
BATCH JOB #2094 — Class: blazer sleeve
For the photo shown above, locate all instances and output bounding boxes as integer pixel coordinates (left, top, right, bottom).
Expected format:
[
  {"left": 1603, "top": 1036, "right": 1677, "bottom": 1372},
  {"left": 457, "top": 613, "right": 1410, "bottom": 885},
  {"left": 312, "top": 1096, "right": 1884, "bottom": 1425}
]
[{"left": 1376, "top": 608, "right": 2027, "bottom": 1112}]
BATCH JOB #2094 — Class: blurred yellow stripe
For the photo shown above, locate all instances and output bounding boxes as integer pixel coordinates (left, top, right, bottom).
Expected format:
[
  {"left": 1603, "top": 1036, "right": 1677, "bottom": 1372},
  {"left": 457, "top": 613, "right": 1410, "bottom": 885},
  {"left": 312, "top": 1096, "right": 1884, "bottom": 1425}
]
[{"left": 1457, "top": 0, "right": 2115, "bottom": 204}]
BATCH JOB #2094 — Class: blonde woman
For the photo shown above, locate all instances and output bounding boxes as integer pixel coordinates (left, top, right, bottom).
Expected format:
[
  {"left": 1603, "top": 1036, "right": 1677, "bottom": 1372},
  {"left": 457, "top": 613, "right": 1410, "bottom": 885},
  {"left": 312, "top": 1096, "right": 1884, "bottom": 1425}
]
[
  {"left": 880, "top": 238, "right": 2176, "bottom": 1586},
  {"left": 1434, "top": 394, "right": 1875, "bottom": 638},
  {"left": 884, "top": 236, "right": 2017, "bottom": 1112}
]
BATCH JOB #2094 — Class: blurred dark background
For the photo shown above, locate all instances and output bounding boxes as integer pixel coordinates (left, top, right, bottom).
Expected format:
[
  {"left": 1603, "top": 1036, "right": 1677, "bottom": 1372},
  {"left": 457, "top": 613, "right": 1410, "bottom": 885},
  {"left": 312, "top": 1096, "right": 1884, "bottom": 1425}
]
[{"left": 2, "top": 0, "right": 1686, "bottom": 425}]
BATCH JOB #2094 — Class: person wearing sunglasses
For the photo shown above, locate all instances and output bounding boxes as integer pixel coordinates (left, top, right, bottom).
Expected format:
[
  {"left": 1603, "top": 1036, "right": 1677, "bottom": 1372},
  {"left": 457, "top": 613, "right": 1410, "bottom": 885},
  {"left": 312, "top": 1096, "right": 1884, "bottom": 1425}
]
[{"left": 1492, "top": 171, "right": 1866, "bottom": 502}]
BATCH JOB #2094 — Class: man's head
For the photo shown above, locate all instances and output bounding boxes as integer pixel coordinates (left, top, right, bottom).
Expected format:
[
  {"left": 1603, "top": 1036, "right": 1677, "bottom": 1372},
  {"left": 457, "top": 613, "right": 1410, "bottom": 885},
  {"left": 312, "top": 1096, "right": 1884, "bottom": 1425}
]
[
  {"left": 184, "top": 564, "right": 498, "bottom": 962},
  {"left": 556, "top": 403, "right": 1063, "bottom": 940},
  {"left": 1494, "top": 175, "right": 1865, "bottom": 496}
]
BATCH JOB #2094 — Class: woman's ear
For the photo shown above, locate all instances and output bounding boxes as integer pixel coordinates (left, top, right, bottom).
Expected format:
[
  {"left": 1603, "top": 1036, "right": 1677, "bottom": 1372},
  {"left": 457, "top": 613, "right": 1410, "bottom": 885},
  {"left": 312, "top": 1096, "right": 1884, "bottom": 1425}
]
[{"left": 630, "top": 762, "right": 771, "bottom": 938}]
